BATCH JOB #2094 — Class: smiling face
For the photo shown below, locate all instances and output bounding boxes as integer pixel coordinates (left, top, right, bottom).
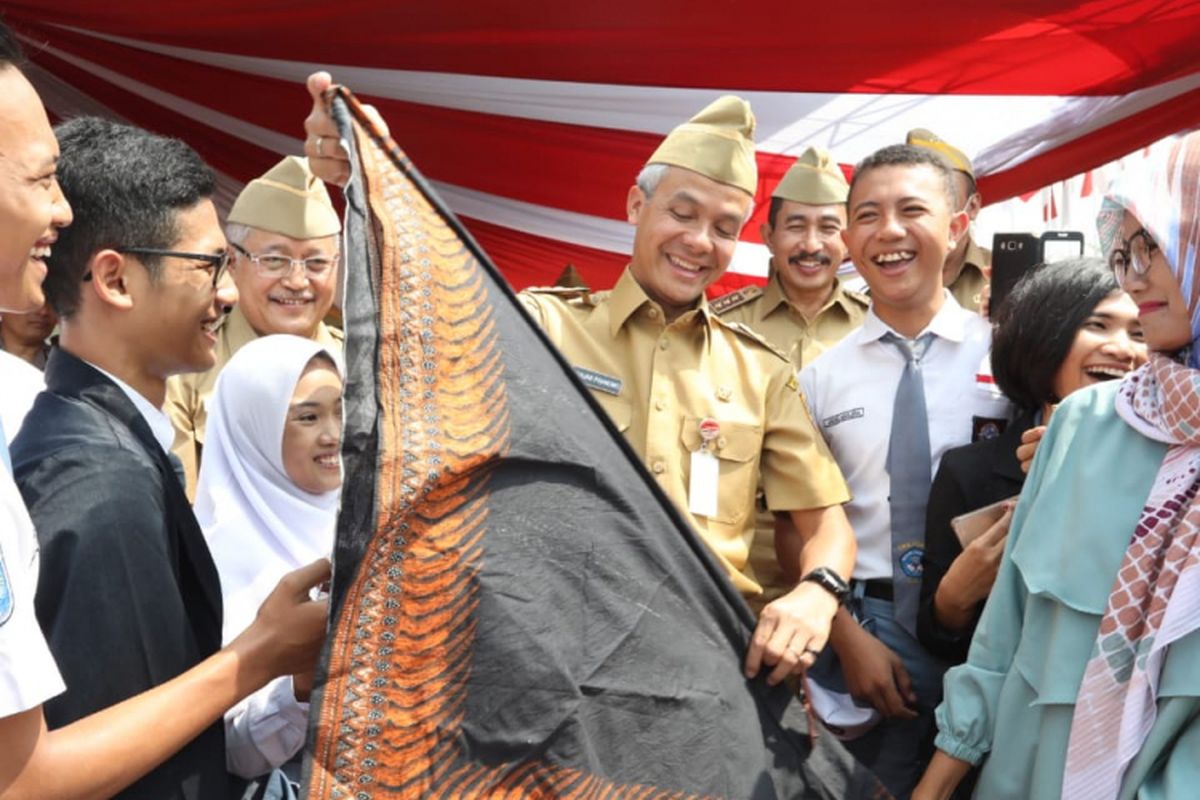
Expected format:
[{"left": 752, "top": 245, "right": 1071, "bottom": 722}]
[
  {"left": 626, "top": 166, "right": 752, "bottom": 319},
  {"left": 132, "top": 199, "right": 237, "bottom": 377},
  {"left": 844, "top": 163, "right": 967, "bottom": 334},
  {"left": 761, "top": 200, "right": 847, "bottom": 301},
  {"left": 230, "top": 227, "right": 339, "bottom": 338},
  {"left": 1117, "top": 210, "right": 1193, "bottom": 354},
  {"left": 0, "top": 67, "right": 73, "bottom": 313},
  {"left": 1052, "top": 291, "right": 1146, "bottom": 400},
  {"left": 281, "top": 356, "right": 343, "bottom": 495}
]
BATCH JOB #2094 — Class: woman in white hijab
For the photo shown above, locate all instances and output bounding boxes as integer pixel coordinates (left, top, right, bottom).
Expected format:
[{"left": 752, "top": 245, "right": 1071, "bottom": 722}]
[{"left": 196, "top": 334, "right": 342, "bottom": 784}]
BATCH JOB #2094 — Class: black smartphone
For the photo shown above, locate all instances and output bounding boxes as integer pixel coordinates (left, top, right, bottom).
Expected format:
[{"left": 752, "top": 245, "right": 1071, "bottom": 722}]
[
  {"left": 1040, "top": 230, "right": 1085, "bottom": 264},
  {"left": 990, "top": 232, "right": 1040, "bottom": 314}
]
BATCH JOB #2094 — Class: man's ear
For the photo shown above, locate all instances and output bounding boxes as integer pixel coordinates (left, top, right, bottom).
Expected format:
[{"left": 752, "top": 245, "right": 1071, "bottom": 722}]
[
  {"left": 84, "top": 249, "right": 136, "bottom": 311},
  {"left": 626, "top": 184, "right": 646, "bottom": 225},
  {"left": 759, "top": 221, "right": 773, "bottom": 244},
  {"left": 948, "top": 209, "right": 970, "bottom": 250}
]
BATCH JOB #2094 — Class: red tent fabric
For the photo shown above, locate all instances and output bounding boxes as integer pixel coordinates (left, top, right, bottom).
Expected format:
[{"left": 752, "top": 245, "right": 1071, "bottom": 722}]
[{"left": 5, "top": 1, "right": 1199, "bottom": 294}]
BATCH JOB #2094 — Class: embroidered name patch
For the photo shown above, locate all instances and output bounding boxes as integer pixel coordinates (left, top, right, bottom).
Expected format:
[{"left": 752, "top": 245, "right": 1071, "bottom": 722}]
[
  {"left": 822, "top": 408, "right": 864, "bottom": 429},
  {"left": 574, "top": 366, "right": 623, "bottom": 396}
]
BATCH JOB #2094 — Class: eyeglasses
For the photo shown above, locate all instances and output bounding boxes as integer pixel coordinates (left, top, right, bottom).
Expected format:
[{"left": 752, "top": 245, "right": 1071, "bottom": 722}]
[
  {"left": 1109, "top": 227, "right": 1159, "bottom": 287},
  {"left": 113, "top": 247, "right": 232, "bottom": 289},
  {"left": 231, "top": 243, "right": 338, "bottom": 279}
]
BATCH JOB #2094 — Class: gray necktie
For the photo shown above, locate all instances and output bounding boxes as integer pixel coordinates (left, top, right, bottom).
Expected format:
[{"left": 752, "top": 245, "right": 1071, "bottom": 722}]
[{"left": 883, "top": 332, "right": 934, "bottom": 636}]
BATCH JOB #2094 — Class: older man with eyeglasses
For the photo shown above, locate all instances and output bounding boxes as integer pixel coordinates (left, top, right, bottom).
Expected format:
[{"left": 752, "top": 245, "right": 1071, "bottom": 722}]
[{"left": 166, "top": 156, "right": 343, "bottom": 499}]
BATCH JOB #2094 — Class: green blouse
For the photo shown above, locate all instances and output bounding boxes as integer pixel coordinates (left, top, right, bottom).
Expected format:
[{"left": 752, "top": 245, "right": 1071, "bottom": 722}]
[{"left": 935, "top": 380, "right": 1200, "bottom": 799}]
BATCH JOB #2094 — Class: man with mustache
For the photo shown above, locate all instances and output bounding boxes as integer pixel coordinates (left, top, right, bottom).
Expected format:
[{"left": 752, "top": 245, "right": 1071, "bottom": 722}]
[
  {"left": 166, "top": 156, "right": 343, "bottom": 499},
  {"left": 712, "top": 147, "right": 867, "bottom": 615},
  {"left": 713, "top": 146, "right": 867, "bottom": 370}
]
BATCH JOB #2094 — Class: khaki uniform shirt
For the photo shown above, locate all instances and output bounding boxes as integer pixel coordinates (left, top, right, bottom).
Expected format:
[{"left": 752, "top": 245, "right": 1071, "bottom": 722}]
[
  {"left": 947, "top": 238, "right": 991, "bottom": 313},
  {"left": 710, "top": 271, "right": 867, "bottom": 611},
  {"left": 711, "top": 271, "right": 869, "bottom": 370},
  {"left": 519, "top": 267, "right": 849, "bottom": 598},
  {"left": 165, "top": 305, "right": 344, "bottom": 500}
]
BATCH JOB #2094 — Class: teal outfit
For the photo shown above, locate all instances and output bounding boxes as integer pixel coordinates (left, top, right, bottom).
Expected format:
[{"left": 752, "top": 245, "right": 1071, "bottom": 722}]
[{"left": 935, "top": 381, "right": 1200, "bottom": 799}]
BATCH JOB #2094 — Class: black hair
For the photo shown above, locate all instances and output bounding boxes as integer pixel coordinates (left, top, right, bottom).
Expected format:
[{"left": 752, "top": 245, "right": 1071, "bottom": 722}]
[
  {"left": 45, "top": 117, "right": 216, "bottom": 318},
  {"left": 0, "top": 18, "right": 25, "bottom": 68},
  {"left": 990, "top": 257, "right": 1123, "bottom": 412},
  {"left": 847, "top": 144, "right": 958, "bottom": 210}
]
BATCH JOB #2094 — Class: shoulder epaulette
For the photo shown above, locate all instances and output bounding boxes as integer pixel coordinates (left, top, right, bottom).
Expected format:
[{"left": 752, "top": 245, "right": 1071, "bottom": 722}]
[
  {"left": 843, "top": 287, "right": 870, "bottom": 307},
  {"left": 524, "top": 286, "right": 598, "bottom": 307},
  {"left": 709, "top": 284, "right": 762, "bottom": 315},
  {"left": 718, "top": 319, "right": 790, "bottom": 363}
]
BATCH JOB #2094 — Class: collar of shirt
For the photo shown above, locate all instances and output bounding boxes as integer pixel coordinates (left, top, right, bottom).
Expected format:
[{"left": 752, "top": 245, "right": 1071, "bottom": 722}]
[
  {"left": 86, "top": 361, "right": 177, "bottom": 454},
  {"left": 607, "top": 265, "right": 711, "bottom": 336},
  {"left": 760, "top": 266, "right": 858, "bottom": 323},
  {"left": 854, "top": 289, "right": 972, "bottom": 347},
  {"left": 963, "top": 237, "right": 990, "bottom": 271}
]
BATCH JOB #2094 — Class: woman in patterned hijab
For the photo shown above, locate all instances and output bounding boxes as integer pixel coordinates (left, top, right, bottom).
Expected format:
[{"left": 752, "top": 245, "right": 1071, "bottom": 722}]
[{"left": 915, "top": 131, "right": 1200, "bottom": 800}]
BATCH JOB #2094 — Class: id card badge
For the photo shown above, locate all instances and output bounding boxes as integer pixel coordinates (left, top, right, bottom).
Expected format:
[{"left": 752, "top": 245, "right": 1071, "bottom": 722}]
[
  {"left": 688, "top": 417, "right": 721, "bottom": 518},
  {"left": 688, "top": 449, "right": 719, "bottom": 518}
]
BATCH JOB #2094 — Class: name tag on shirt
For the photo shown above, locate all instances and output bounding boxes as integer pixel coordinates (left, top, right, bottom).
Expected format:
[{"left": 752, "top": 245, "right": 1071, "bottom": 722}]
[
  {"left": 688, "top": 450, "right": 719, "bottom": 518},
  {"left": 574, "top": 366, "right": 623, "bottom": 396}
]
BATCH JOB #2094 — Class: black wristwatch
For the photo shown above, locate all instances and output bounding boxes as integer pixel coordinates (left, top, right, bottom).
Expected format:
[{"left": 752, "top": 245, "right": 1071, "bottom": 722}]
[{"left": 799, "top": 567, "right": 851, "bottom": 605}]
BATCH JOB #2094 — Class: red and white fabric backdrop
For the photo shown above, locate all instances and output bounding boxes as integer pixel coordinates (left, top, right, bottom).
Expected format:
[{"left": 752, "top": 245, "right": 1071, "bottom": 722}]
[{"left": 4, "top": 2, "right": 1199, "bottom": 294}]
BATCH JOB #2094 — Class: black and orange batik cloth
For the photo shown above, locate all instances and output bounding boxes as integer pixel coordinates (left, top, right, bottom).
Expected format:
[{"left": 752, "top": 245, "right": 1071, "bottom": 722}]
[{"left": 300, "top": 87, "right": 890, "bottom": 800}]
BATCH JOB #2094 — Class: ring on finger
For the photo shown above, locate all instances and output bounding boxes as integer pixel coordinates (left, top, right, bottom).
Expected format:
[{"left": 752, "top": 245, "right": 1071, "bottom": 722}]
[{"left": 314, "top": 135, "right": 325, "bottom": 156}]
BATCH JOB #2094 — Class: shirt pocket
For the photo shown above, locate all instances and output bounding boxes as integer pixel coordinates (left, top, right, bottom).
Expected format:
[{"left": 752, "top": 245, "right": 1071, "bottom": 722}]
[
  {"left": 680, "top": 418, "right": 761, "bottom": 525},
  {"left": 593, "top": 393, "right": 632, "bottom": 434}
]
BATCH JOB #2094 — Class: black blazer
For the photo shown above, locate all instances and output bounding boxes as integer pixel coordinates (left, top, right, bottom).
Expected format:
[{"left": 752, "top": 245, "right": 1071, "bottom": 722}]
[
  {"left": 13, "top": 348, "right": 228, "bottom": 800},
  {"left": 916, "top": 411, "right": 1034, "bottom": 664}
]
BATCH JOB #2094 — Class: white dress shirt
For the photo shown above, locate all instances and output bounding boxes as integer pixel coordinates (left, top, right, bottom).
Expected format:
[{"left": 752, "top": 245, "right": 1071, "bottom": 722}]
[{"left": 800, "top": 293, "right": 1012, "bottom": 580}]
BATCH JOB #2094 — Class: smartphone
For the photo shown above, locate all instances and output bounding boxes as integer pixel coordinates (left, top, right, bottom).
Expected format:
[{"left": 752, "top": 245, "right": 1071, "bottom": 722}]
[
  {"left": 950, "top": 496, "right": 1016, "bottom": 548},
  {"left": 990, "top": 233, "right": 1040, "bottom": 314},
  {"left": 1040, "top": 230, "right": 1085, "bottom": 264}
]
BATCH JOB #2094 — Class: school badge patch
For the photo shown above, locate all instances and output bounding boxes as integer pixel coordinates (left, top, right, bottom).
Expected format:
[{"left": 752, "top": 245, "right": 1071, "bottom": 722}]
[{"left": 0, "top": 545, "right": 14, "bottom": 626}]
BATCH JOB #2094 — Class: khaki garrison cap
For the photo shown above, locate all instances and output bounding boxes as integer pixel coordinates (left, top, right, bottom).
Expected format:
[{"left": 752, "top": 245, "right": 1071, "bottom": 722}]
[
  {"left": 772, "top": 146, "right": 849, "bottom": 205},
  {"left": 906, "top": 128, "right": 975, "bottom": 180},
  {"left": 227, "top": 156, "right": 341, "bottom": 239},
  {"left": 646, "top": 95, "right": 758, "bottom": 195}
]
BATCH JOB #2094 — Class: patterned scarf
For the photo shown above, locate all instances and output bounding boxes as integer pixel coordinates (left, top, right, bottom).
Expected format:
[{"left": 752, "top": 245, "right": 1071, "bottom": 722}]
[{"left": 1063, "top": 131, "right": 1200, "bottom": 798}]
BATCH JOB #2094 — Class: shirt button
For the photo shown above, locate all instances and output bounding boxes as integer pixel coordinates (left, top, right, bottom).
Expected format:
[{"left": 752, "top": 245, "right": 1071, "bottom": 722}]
[
  {"left": 659, "top": 338, "right": 670, "bottom": 351},
  {"left": 647, "top": 307, "right": 660, "bottom": 319},
  {"left": 654, "top": 399, "right": 665, "bottom": 411},
  {"left": 651, "top": 461, "right": 666, "bottom": 474},
  {"left": 717, "top": 436, "right": 727, "bottom": 448}
]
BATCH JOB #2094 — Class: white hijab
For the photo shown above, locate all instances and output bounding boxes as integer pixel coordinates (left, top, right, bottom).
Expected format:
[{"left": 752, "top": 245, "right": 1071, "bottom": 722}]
[{"left": 196, "top": 334, "right": 341, "bottom": 645}]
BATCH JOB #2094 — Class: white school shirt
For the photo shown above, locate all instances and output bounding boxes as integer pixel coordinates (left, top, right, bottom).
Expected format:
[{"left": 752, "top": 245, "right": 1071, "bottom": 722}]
[{"left": 799, "top": 293, "right": 1011, "bottom": 580}]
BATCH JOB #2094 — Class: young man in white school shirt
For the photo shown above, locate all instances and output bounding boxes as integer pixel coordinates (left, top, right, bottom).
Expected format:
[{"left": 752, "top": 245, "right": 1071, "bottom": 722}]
[{"left": 799, "top": 144, "right": 1011, "bottom": 798}]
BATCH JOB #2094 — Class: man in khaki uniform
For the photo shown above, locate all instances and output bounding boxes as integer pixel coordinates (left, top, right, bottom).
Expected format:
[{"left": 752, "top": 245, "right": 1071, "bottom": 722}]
[
  {"left": 907, "top": 129, "right": 990, "bottom": 313},
  {"left": 512, "top": 96, "right": 858, "bottom": 685},
  {"left": 710, "top": 146, "right": 868, "bottom": 613},
  {"left": 166, "top": 156, "right": 343, "bottom": 497},
  {"left": 712, "top": 146, "right": 867, "bottom": 369}
]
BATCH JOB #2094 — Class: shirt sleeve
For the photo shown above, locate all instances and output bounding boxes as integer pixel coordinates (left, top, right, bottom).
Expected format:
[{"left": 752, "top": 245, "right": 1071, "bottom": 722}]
[
  {"left": 760, "top": 360, "right": 849, "bottom": 512},
  {"left": 224, "top": 676, "right": 310, "bottom": 778},
  {"left": 0, "top": 475, "right": 64, "bottom": 717}
]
